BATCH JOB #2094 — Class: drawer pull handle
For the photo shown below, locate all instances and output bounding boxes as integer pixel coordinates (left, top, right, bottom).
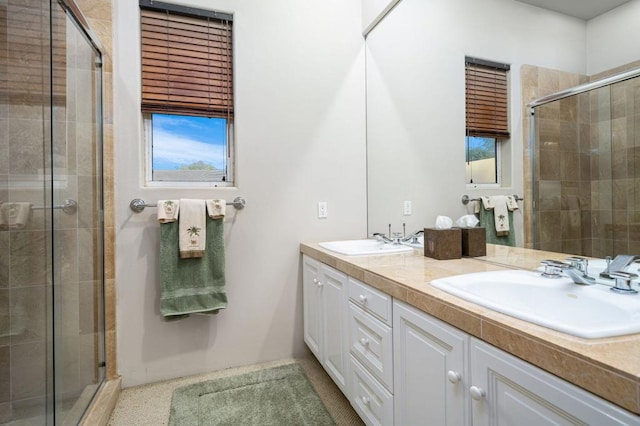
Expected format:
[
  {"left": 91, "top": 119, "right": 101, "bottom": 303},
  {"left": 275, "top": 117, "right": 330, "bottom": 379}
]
[
  {"left": 360, "top": 338, "right": 369, "bottom": 347},
  {"left": 447, "top": 370, "right": 461, "bottom": 384},
  {"left": 470, "top": 386, "right": 486, "bottom": 401},
  {"left": 359, "top": 294, "right": 368, "bottom": 303},
  {"left": 361, "top": 396, "right": 370, "bottom": 405}
]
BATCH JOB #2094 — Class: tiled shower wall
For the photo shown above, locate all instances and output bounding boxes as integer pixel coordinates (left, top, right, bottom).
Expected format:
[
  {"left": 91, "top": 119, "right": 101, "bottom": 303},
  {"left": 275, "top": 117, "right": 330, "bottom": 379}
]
[
  {"left": 522, "top": 61, "right": 640, "bottom": 257},
  {"left": 595, "top": 62, "right": 640, "bottom": 256}
]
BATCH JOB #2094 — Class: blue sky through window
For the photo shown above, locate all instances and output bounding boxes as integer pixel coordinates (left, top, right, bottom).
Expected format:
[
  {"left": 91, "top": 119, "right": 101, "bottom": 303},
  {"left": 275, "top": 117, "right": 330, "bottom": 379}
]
[{"left": 152, "top": 114, "right": 227, "bottom": 171}]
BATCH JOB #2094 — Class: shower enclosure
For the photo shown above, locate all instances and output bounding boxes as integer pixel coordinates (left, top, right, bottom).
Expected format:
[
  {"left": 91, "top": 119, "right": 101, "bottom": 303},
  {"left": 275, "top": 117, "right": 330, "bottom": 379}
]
[
  {"left": 530, "top": 67, "right": 640, "bottom": 258},
  {"left": 1, "top": 0, "right": 105, "bottom": 424}
]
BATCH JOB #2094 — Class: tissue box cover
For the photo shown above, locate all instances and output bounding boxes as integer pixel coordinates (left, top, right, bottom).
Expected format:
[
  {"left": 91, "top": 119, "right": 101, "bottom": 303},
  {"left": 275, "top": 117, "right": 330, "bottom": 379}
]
[
  {"left": 424, "top": 228, "right": 461, "bottom": 260},
  {"left": 461, "top": 227, "right": 486, "bottom": 257}
]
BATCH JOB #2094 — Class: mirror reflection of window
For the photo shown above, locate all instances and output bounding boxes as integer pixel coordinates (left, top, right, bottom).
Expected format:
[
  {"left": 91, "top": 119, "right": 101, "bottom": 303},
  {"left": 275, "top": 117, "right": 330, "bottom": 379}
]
[
  {"left": 465, "top": 57, "right": 510, "bottom": 186},
  {"left": 465, "top": 136, "right": 498, "bottom": 184}
]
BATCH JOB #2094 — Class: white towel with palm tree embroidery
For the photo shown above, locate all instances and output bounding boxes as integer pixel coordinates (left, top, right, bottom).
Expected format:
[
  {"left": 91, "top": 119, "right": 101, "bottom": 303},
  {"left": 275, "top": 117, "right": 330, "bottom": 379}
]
[
  {"left": 492, "top": 195, "right": 510, "bottom": 237},
  {"left": 179, "top": 199, "right": 206, "bottom": 258},
  {"left": 206, "top": 199, "right": 226, "bottom": 219},
  {"left": 157, "top": 200, "right": 180, "bottom": 223},
  {"left": 505, "top": 195, "right": 519, "bottom": 211}
]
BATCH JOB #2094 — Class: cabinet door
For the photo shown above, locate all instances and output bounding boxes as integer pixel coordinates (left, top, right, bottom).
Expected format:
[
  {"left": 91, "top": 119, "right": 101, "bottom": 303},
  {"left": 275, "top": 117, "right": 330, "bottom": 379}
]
[
  {"left": 470, "top": 338, "right": 640, "bottom": 426},
  {"left": 393, "top": 300, "right": 469, "bottom": 426},
  {"left": 302, "top": 255, "right": 322, "bottom": 360},
  {"left": 321, "top": 264, "right": 348, "bottom": 394}
]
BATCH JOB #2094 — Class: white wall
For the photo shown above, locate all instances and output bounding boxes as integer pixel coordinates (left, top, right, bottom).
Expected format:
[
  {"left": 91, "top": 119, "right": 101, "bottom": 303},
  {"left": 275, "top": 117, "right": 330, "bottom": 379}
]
[
  {"left": 113, "top": 0, "right": 366, "bottom": 387},
  {"left": 586, "top": 0, "right": 640, "bottom": 75},
  {"left": 366, "top": 0, "right": 586, "bottom": 243}
]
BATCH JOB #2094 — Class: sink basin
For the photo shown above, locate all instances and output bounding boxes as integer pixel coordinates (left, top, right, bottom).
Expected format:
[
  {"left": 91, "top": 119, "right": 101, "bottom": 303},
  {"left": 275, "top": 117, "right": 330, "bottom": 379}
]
[
  {"left": 431, "top": 270, "right": 640, "bottom": 338},
  {"left": 318, "top": 239, "right": 414, "bottom": 256}
]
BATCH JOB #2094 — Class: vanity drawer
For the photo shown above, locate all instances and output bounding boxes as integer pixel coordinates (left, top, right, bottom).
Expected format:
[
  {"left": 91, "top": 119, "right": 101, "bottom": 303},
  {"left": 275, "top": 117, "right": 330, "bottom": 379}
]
[
  {"left": 349, "top": 302, "right": 393, "bottom": 392},
  {"left": 347, "top": 277, "right": 392, "bottom": 325},
  {"left": 350, "top": 354, "right": 394, "bottom": 426}
]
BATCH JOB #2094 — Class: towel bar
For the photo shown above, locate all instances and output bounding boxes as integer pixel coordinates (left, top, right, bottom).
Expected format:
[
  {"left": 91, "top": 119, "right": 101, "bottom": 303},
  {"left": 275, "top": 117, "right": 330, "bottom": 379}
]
[
  {"left": 461, "top": 194, "right": 523, "bottom": 205},
  {"left": 31, "top": 199, "right": 78, "bottom": 214},
  {"left": 130, "top": 196, "right": 246, "bottom": 213}
]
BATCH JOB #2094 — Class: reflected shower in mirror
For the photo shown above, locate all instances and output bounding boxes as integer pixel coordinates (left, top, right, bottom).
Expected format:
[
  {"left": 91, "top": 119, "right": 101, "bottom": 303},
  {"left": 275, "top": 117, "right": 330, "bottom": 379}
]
[{"left": 529, "top": 68, "right": 640, "bottom": 259}]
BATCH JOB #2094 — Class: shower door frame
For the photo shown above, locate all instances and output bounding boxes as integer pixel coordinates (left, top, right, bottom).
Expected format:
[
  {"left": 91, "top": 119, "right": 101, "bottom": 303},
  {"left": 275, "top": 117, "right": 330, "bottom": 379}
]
[{"left": 50, "top": 0, "right": 106, "bottom": 424}]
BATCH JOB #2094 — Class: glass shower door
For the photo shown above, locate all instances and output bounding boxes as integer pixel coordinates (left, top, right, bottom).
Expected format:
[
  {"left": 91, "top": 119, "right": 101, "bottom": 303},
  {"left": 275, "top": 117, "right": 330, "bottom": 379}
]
[
  {"left": 50, "top": 2, "right": 104, "bottom": 424},
  {"left": 1, "top": 0, "right": 55, "bottom": 423}
]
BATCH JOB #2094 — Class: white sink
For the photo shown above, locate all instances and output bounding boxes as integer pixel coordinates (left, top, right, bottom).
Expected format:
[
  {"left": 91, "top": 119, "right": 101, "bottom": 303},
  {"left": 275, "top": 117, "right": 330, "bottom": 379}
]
[
  {"left": 431, "top": 270, "right": 640, "bottom": 338},
  {"left": 319, "top": 239, "right": 414, "bottom": 256}
]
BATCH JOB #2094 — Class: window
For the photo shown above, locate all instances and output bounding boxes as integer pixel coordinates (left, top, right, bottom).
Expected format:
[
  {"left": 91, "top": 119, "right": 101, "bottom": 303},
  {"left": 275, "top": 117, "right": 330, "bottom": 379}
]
[
  {"left": 465, "top": 57, "right": 510, "bottom": 185},
  {"left": 140, "top": 0, "right": 234, "bottom": 185}
]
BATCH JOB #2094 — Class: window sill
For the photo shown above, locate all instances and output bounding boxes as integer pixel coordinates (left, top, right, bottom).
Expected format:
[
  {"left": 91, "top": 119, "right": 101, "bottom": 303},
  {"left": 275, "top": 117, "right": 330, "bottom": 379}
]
[{"left": 144, "top": 181, "right": 236, "bottom": 189}]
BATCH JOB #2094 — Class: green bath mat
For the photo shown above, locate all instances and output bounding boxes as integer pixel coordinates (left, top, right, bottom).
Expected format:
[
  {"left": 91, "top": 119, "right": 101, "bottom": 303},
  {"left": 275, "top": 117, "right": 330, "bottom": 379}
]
[{"left": 169, "top": 363, "right": 336, "bottom": 425}]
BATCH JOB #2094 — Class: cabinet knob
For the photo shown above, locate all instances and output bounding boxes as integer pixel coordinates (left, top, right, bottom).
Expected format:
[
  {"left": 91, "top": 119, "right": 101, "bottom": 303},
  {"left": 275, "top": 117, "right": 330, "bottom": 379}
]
[
  {"left": 313, "top": 278, "right": 323, "bottom": 287},
  {"left": 360, "top": 337, "right": 369, "bottom": 347},
  {"left": 469, "top": 386, "right": 486, "bottom": 401},
  {"left": 447, "top": 370, "right": 462, "bottom": 384},
  {"left": 359, "top": 294, "right": 368, "bottom": 303},
  {"left": 361, "top": 396, "right": 370, "bottom": 405}
]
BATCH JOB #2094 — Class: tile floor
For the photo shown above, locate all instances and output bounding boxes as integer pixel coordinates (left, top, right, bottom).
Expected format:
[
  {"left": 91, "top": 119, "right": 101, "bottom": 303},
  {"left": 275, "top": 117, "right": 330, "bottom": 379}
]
[{"left": 108, "top": 356, "right": 363, "bottom": 425}]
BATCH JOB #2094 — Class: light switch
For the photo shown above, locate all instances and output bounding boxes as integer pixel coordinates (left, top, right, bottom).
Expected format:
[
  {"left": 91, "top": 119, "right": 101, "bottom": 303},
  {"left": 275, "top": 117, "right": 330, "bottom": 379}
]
[
  {"left": 318, "top": 201, "right": 328, "bottom": 218},
  {"left": 403, "top": 200, "right": 412, "bottom": 216}
]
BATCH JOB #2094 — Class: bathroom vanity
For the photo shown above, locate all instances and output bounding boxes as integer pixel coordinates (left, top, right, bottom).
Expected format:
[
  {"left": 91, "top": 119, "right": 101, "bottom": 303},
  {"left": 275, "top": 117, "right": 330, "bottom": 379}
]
[{"left": 301, "top": 243, "right": 640, "bottom": 425}]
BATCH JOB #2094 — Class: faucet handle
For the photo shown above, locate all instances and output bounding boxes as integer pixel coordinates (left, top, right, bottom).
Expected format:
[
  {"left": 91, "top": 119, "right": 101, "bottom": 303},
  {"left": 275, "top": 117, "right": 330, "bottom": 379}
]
[
  {"left": 540, "top": 259, "right": 569, "bottom": 278},
  {"left": 609, "top": 271, "right": 639, "bottom": 294}
]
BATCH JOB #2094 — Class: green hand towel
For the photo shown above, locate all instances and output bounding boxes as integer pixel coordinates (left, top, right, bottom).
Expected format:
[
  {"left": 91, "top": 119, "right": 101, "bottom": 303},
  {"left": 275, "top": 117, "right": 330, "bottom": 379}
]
[
  {"left": 160, "top": 216, "right": 227, "bottom": 319},
  {"left": 478, "top": 207, "right": 516, "bottom": 247}
]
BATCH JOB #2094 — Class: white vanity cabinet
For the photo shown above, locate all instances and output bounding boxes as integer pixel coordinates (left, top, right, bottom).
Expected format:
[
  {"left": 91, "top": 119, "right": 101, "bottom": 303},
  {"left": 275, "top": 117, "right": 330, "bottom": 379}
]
[
  {"left": 470, "top": 338, "right": 640, "bottom": 426},
  {"left": 393, "top": 300, "right": 469, "bottom": 426},
  {"left": 302, "top": 255, "right": 640, "bottom": 426},
  {"left": 393, "top": 300, "right": 640, "bottom": 426},
  {"left": 302, "top": 255, "right": 349, "bottom": 394},
  {"left": 348, "top": 277, "right": 394, "bottom": 426}
]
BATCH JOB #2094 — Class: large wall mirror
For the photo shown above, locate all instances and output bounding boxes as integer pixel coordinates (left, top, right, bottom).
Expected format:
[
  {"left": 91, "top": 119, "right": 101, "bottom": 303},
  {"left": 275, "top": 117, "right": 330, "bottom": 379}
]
[{"left": 365, "top": 0, "right": 640, "bottom": 267}]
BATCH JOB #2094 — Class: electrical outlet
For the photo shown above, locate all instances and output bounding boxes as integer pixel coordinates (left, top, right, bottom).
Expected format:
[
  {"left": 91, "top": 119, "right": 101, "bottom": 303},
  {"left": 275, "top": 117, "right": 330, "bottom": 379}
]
[
  {"left": 318, "top": 201, "right": 328, "bottom": 218},
  {"left": 403, "top": 200, "right": 412, "bottom": 216}
]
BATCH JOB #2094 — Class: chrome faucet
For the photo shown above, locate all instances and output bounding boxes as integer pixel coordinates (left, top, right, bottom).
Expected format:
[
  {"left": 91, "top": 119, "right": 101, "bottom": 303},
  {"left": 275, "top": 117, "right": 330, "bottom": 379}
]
[
  {"left": 371, "top": 232, "right": 402, "bottom": 245},
  {"left": 540, "top": 259, "right": 595, "bottom": 285},
  {"left": 565, "top": 256, "right": 595, "bottom": 285},
  {"left": 402, "top": 229, "right": 424, "bottom": 244},
  {"left": 372, "top": 228, "right": 423, "bottom": 245},
  {"left": 599, "top": 254, "right": 640, "bottom": 279}
]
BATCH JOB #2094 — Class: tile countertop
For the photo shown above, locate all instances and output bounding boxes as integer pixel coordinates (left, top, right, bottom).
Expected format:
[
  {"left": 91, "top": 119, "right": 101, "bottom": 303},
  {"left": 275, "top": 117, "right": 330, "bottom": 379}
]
[{"left": 300, "top": 242, "right": 640, "bottom": 415}]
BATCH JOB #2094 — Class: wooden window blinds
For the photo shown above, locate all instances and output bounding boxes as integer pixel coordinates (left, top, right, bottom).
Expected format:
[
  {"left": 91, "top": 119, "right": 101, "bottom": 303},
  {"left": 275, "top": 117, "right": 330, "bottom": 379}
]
[
  {"left": 465, "top": 57, "right": 510, "bottom": 138},
  {"left": 140, "top": 1, "right": 233, "bottom": 119}
]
